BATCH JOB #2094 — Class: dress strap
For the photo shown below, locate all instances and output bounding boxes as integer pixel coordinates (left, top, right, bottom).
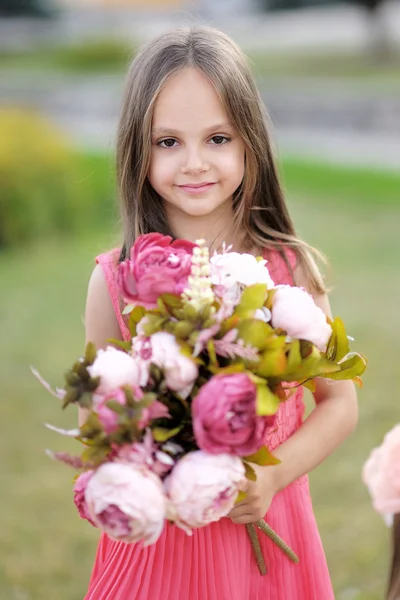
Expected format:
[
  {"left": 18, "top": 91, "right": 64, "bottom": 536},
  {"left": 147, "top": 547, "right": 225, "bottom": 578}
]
[
  {"left": 264, "top": 247, "right": 298, "bottom": 286},
  {"left": 96, "top": 249, "right": 131, "bottom": 341}
]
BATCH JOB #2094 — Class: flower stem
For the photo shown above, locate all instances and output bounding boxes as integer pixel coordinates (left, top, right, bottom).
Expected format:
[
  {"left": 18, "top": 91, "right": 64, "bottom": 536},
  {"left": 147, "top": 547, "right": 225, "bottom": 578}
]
[
  {"left": 245, "top": 524, "right": 267, "bottom": 575},
  {"left": 256, "top": 519, "right": 299, "bottom": 564}
]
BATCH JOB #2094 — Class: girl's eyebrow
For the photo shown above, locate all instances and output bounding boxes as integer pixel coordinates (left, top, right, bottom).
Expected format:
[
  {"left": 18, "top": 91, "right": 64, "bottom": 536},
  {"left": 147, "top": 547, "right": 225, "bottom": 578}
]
[{"left": 152, "top": 123, "right": 233, "bottom": 136}]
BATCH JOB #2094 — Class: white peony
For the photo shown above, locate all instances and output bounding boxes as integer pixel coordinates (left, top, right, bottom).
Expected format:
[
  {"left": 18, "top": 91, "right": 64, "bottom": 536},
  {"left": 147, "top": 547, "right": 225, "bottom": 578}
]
[{"left": 210, "top": 252, "right": 275, "bottom": 289}]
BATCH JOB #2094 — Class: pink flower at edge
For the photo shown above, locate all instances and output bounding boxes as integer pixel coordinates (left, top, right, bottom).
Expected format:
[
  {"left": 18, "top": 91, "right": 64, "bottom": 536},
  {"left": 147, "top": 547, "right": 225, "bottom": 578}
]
[
  {"left": 164, "top": 451, "right": 245, "bottom": 530},
  {"left": 85, "top": 462, "right": 166, "bottom": 545},
  {"left": 73, "top": 471, "right": 96, "bottom": 527},
  {"left": 192, "top": 373, "right": 275, "bottom": 456},
  {"left": 271, "top": 285, "right": 332, "bottom": 352},
  {"left": 117, "top": 234, "right": 197, "bottom": 309},
  {"left": 363, "top": 424, "right": 400, "bottom": 518}
]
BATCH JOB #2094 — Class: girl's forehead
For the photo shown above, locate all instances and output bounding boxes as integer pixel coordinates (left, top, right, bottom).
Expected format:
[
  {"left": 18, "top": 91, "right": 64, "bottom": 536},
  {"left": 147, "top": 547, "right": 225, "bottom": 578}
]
[{"left": 152, "top": 67, "right": 230, "bottom": 131}]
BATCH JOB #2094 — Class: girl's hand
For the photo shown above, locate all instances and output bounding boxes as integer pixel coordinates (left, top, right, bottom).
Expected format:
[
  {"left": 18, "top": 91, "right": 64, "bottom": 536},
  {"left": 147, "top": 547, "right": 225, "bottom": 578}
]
[{"left": 227, "top": 464, "right": 277, "bottom": 525}]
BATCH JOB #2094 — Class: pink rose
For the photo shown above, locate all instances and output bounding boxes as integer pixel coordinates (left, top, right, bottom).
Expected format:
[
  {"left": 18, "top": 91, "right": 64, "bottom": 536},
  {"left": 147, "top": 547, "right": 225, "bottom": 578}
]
[
  {"left": 192, "top": 373, "right": 275, "bottom": 456},
  {"left": 150, "top": 332, "right": 198, "bottom": 399},
  {"left": 85, "top": 462, "right": 166, "bottom": 545},
  {"left": 271, "top": 285, "right": 332, "bottom": 352},
  {"left": 73, "top": 471, "right": 96, "bottom": 526},
  {"left": 88, "top": 346, "right": 148, "bottom": 394},
  {"left": 117, "top": 233, "right": 196, "bottom": 309},
  {"left": 164, "top": 451, "right": 245, "bottom": 530},
  {"left": 363, "top": 425, "right": 400, "bottom": 518}
]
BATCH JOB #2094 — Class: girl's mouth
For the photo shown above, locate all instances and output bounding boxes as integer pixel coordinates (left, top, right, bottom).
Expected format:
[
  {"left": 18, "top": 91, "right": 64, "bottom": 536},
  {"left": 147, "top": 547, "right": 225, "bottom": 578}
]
[{"left": 177, "top": 183, "right": 216, "bottom": 195}]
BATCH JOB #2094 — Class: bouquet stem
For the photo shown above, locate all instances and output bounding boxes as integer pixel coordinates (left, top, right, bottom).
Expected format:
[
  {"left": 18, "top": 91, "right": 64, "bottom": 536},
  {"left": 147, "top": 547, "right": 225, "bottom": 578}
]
[
  {"left": 245, "top": 524, "right": 267, "bottom": 575},
  {"left": 246, "top": 519, "right": 299, "bottom": 575}
]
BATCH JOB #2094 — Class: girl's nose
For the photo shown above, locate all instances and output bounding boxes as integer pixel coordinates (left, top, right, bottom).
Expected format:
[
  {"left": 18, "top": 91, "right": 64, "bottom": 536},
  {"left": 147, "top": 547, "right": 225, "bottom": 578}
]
[{"left": 180, "top": 148, "right": 210, "bottom": 175}]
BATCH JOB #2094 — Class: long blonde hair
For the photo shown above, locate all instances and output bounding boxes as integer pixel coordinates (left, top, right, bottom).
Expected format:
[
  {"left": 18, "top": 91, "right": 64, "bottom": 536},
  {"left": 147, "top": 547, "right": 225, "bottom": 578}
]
[{"left": 116, "top": 26, "right": 325, "bottom": 292}]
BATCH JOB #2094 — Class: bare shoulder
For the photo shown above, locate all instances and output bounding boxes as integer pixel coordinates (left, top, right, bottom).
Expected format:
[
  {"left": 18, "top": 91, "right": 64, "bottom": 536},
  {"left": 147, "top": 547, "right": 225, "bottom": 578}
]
[{"left": 85, "top": 264, "right": 122, "bottom": 347}]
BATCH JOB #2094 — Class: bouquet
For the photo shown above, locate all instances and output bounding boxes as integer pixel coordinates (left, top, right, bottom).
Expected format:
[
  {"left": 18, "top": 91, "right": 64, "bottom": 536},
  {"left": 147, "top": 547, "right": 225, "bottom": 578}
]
[
  {"left": 363, "top": 426, "right": 400, "bottom": 527},
  {"left": 34, "top": 233, "right": 367, "bottom": 574}
]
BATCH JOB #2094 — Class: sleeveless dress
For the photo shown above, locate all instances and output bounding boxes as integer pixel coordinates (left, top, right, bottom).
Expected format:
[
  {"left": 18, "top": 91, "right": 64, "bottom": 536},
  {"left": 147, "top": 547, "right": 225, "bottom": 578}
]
[{"left": 84, "top": 248, "right": 335, "bottom": 600}]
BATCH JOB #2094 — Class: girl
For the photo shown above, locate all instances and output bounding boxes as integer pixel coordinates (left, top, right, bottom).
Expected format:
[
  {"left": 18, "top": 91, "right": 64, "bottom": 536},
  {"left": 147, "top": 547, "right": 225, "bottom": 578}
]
[
  {"left": 83, "top": 26, "right": 358, "bottom": 600},
  {"left": 388, "top": 515, "right": 400, "bottom": 600}
]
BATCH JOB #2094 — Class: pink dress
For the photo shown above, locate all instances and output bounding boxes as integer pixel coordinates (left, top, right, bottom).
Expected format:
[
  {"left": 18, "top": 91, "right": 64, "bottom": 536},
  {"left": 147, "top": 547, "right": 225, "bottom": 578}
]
[{"left": 84, "top": 248, "right": 334, "bottom": 600}]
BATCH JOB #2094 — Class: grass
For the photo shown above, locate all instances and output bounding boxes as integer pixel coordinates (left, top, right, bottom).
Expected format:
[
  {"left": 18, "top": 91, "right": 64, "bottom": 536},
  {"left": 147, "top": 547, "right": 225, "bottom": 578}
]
[
  {"left": 1, "top": 154, "right": 399, "bottom": 599},
  {"left": 0, "top": 38, "right": 136, "bottom": 74}
]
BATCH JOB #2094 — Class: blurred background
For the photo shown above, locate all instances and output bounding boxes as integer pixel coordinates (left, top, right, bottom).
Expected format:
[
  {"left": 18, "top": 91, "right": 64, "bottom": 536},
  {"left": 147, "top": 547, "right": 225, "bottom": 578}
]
[{"left": 0, "top": 0, "right": 399, "bottom": 599}]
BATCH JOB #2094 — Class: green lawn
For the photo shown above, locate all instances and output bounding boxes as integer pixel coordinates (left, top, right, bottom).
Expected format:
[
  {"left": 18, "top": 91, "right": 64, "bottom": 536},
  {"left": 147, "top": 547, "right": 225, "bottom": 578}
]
[{"left": 1, "top": 156, "right": 399, "bottom": 599}]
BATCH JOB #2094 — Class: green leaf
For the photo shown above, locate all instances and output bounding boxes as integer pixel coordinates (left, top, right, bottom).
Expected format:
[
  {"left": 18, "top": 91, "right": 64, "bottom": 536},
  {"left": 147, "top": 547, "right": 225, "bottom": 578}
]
[
  {"left": 152, "top": 426, "right": 182, "bottom": 442},
  {"left": 183, "top": 303, "right": 200, "bottom": 322},
  {"left": 326, "top": 317, "right": 350, "bottom": 362},
  {"left": 244, "top": 446, "right": 281, "bottom": 466},
  {"left": 209, "top": 363, "right": 245, "bottom": 375},
  {"left": 161, "top": 293, "right": 183, "bottom": 309},
  {"left": 237, "top": 319, "right": 273, "bottom": 351},
  {"left": 122, "top": 303, "right": 136, "bottom": 316},
  {"left": 84, "top": 342, "right": 97, "bottom": 364},
  {"left": 207, "top": 340, "right": 218, "bottom": 365},
  {"left": 283, "top": 345, "right": 341, "bottom": 382},
  {"left": 107, "top": 339, "right": 132, "bottom": 352},
  {"left": 157, "top": 297, "right": 170, "bottom": 317},
  {"left": 301, "top": 379, "right": 316, "bottom": 393},
  {"left": 244, "top": 462, "right": 257, "bottom": 481},
  {"left": 286, "top": 339, "right": 302, "bottom": 373},
  {"left": 235, "top": 490, "right": 248, "bottom": 503},
  {"left": 173, "top": 321, "right": 194, "bottom": 339},
  {"left": 256, "top": 385, "right": 280, "bottom": 416},
  {"left": 257, "top": 344, "right": 287, "bottom": 378},
  {"left": 325, "top": 353, "right": 367, "bottom": 381},
  {"left": 105, "top": 400, "right": 126, "bottom": 415},
  {"left": 236, "top": 284, "right": 268, "bottom": 314}
]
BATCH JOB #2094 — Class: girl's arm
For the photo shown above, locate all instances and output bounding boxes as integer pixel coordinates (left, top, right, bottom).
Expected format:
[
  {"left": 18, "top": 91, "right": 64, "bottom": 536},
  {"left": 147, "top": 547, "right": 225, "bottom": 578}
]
[
  {"left": 79, "top": 265, "right": 123, "bottom": 427},
  {"left": 229, "top": 264, "right": 359, "bottom": 524}
]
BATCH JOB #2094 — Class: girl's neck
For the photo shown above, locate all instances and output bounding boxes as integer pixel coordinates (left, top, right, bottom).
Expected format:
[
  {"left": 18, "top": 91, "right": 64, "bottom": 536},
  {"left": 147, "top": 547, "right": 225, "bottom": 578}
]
[{"left": 165, "top": 203, "right": 251, "bottom": 255}]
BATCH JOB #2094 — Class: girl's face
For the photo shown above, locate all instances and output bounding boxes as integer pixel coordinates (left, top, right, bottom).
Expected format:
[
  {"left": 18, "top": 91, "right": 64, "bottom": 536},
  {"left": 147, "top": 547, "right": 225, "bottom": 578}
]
[{"left": 148, "top": 67, "right": 245, "bottom": 221}]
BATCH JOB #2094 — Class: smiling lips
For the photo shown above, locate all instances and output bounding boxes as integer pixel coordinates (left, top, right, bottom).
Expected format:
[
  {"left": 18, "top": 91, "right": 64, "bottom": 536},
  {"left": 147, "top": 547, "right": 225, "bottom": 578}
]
[{"left": 177, "top": 182, "right": 216, "bottom": 195}]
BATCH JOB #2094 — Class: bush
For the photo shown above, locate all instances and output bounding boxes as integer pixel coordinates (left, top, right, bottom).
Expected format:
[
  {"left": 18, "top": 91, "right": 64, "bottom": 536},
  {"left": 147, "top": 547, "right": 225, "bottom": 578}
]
[
  {"left": 0, "top": 108, "right": 116, "bottom": 249},
  {"left": 54, "top": 38, "right": 135, "bottom": 72}
]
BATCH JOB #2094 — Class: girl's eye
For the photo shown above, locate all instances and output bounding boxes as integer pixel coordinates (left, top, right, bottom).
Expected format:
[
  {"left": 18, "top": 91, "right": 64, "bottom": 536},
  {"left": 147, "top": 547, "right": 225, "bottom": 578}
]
[
  {"left": 158, "top": 138, "right": 178, "bottom": 148},
  {"left": 209, "top": 135, "right": 230, "bottom": 145}
]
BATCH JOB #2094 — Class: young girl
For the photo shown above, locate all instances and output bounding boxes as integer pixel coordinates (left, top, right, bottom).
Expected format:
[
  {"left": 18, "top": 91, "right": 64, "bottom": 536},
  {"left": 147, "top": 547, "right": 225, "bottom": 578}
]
[
  {"left": 83, "top": 26, "right": 358, "bottom": 600},
  {"left": 388, "top": 515, "right": 400, "bottom": 600}
]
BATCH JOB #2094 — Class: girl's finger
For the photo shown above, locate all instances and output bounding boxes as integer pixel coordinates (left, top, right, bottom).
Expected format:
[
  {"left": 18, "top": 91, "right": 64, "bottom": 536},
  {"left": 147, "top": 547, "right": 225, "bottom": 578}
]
[{"left": 230, "top": 513, "right": 255, "bottom": 525}]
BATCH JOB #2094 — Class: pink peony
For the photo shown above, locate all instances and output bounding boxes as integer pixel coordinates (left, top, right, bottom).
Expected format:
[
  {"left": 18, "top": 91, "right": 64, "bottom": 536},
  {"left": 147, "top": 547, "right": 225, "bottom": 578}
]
[
  {"left": 192, "top": 373, "right": 275, "bottom": 456},
  {"left": 164, "top": 451, "right": 245, "bottom": 530},
  {"left": 85, "top": 462, "right": 166, "bottom": 545},
  {"left": 117, "top": 430, "right": 176, "bottom": 478},
  {"left": 363, "top": 425, "right": 400, "bottom": 519},
  {"left": 271, "top": 285, "right": 332, "bottom": 352},
  {"left": 95, "top": 388, "right": 127, "bottom": 434},
  {"left": 73, "top": 471, "right": 96, "bottom": 526},
  {"left": 88, "top": 346, "right": 148, "bottom": 394},
  {"left": 95, "top": 387, "right": 169, "bottom": 434},
  {"left": 117, "top": 233, "right": 196, "bottom": 309},
  {"left": 150, "top": 332, "right": 198, "bottom": 399}
]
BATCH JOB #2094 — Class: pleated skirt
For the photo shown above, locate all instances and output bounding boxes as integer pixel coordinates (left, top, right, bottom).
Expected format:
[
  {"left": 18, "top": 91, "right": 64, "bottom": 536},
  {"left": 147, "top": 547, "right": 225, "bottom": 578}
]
[{"left": 84, "top": 475, "right": 334, "bottom": 600}]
